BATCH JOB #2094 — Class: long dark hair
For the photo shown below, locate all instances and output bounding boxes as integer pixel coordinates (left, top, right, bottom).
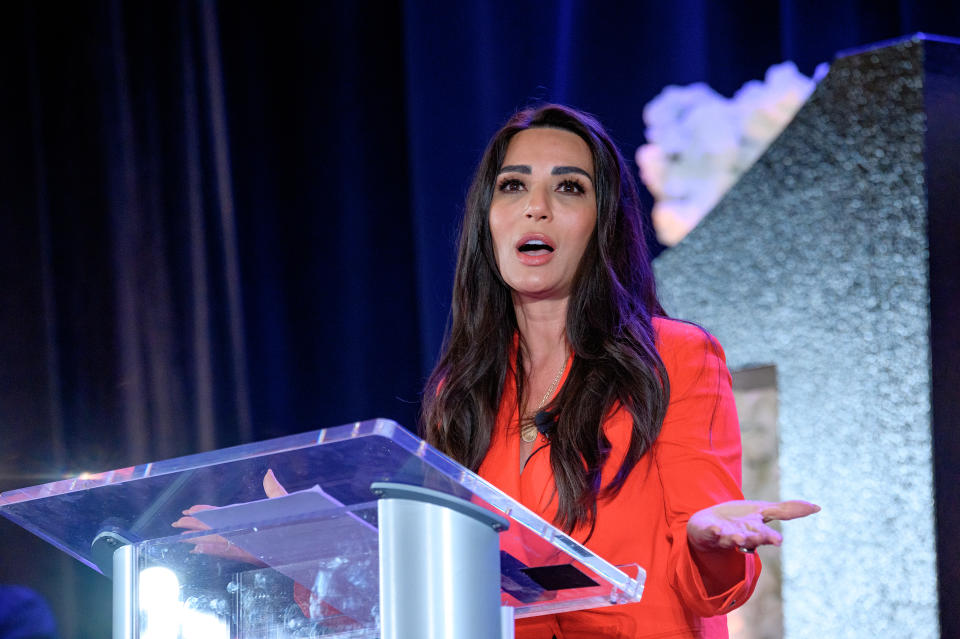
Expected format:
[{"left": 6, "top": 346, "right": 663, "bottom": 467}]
[{"left": 421, "top": 104, "right": 668, "bottom": 533}]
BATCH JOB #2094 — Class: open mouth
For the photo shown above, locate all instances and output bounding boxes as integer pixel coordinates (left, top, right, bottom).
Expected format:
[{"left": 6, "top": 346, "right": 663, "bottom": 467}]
[{"left": 517, "top": 239, "right": 555, "bottom": 256}]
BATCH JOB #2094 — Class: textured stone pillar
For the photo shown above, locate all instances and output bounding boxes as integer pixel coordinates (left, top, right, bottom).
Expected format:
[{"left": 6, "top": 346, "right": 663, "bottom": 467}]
[{"left": 653, "top": 34, "right": 960, "bottom": 639}]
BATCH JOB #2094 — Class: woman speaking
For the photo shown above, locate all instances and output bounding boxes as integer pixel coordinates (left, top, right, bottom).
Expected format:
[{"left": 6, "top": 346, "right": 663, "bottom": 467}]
[{"left": 421, "top": 104, "right": 818, "bottom": 638}]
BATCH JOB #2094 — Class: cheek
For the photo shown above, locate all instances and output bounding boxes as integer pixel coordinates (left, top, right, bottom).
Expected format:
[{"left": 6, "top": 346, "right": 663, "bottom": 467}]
[
  {"left": 572, "top": 213, "right": 598, "bottom": 256},
  {"left": 488, "top": 211, "right": 510, "bottom": 257}
]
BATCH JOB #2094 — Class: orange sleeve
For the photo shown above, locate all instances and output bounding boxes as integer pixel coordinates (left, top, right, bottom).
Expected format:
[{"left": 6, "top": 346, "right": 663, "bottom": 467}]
[{"left": 654, "top": 322, "right": 760, "bottom": 617}]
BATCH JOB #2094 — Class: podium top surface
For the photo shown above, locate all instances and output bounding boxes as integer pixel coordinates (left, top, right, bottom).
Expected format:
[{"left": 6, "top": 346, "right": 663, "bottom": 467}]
[{"left": 0, "top": 419, "right": 643, "bottom": 613}]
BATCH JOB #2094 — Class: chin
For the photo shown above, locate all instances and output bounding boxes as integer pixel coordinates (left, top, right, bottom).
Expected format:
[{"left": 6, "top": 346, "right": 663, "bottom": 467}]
[{"left": 510, "top": 285, "right": 569, "bottom": 302}]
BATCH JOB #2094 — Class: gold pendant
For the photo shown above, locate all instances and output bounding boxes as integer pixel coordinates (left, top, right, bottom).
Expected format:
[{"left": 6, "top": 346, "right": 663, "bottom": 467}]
[{"left": 521, "top": 423, "right": 538, "bottom": 443}]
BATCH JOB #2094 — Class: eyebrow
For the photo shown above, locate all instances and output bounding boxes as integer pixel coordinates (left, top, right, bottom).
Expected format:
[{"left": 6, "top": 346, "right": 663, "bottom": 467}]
[
  {"left": 552, "top": 166, "right": 594, "bottom": 182},
  {"left": 497, "top": 164, "right": 594, "bottom": 183},
  {"left": 498, "top": 165, "right": 531, "bottom": 175}
]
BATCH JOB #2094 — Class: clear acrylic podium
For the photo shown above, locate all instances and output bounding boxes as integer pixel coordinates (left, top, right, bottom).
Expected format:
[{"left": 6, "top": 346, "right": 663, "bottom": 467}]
[{"left": 0, "top": 418, "right": 644, "bottom": 638}]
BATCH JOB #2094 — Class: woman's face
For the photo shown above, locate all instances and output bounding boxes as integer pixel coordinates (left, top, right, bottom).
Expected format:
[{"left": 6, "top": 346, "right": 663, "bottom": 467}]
[{"left": 489, "top": 127, "right": 598, "bottom": 303}]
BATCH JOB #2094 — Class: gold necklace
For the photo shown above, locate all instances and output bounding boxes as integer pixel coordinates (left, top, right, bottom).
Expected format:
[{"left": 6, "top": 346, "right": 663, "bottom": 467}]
[{"left": 521, "top": 356, "right": 567, "bottom": 443}]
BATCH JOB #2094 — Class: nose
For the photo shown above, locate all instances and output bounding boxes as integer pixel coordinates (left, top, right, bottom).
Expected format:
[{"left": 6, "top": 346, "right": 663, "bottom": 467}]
[{"left": 524, "top": 184, "right": 552, "bottom": 221}]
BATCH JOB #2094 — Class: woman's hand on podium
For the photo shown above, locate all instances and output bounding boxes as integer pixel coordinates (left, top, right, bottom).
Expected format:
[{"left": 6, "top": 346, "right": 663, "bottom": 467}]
[
  {"left": 171, "top": 469, "right": 288, "bottom": 563},
  {"left": 262, "top": 468, "right": 289, "bottom": 498}
]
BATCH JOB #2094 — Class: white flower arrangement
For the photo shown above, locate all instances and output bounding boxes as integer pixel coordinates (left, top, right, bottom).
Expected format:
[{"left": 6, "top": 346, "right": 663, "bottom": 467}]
[{"left": 637, "top": 61, "right": 828, "bottom": 246}]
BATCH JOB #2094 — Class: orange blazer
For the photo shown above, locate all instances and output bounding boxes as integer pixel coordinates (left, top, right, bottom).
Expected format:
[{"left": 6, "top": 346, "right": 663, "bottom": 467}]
[{"left": 477, "top": 317, "right": 760, "bottom": 639}]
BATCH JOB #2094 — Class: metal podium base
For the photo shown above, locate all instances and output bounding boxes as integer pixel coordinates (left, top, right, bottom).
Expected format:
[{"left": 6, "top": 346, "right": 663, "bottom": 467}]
[
  {"left": 112, "top": 543, "right": 136, "bottom": 639},
  {"left": 372, "top": 482, "right": 510, "bottom": 639}
]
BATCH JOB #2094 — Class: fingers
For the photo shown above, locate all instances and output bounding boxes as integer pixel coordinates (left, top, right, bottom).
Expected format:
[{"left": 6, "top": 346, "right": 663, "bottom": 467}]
[
  {"left": 185, "top": 535, "right": 256, "bottom": 562},
  {"left": 707, "top": 499, "right": 820, "bottom": 551},
  {"left": 175, "top": 469, "right": 291, "bottom": 536},
  {"left": 726, "top": 522, "right": 783, "bottom": 551},
  {"left": 708, "top": 520, "right": 782, "bottom": 552},
  {"left": 688, "top": 504, "right": 787, "bottom": 553},
  {"left": 172, "top": 514, "right": 212, "bottom": 532},
  {"left": 760, "top": 500, "right": 821, "bottom": 523},
  {"left": 263, "top": 468, "right": 289, "bottom": 498}
]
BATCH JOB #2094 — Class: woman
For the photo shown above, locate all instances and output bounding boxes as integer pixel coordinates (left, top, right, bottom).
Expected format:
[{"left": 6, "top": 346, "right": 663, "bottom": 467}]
[{"left": 420, "top": 104, "right": 818, "bottom": 638}]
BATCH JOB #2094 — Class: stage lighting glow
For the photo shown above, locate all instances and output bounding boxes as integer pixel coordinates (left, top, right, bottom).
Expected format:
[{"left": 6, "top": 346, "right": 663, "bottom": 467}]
[
  {"left": 139, "top": 566, "right": 181, "bottom": 639},
  {"left": 180, "top": 607, "right": 230, "bottom": 639}
]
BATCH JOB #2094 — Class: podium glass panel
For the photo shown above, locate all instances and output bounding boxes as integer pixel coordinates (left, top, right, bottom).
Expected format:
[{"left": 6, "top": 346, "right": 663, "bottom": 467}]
[{"left": 1, "top": 418, "right": 645, "bottom": 637}]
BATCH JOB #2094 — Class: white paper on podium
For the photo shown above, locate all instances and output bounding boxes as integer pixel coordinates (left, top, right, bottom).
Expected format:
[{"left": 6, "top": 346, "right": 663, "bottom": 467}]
[{"left": 191, "top": 485, "right": 355, "bottom": 529}]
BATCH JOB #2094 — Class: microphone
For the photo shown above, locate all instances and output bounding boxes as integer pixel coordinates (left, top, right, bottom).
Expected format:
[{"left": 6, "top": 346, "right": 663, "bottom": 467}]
[{"left": 533, "top": 409, "right": 557, "bottom": 436}]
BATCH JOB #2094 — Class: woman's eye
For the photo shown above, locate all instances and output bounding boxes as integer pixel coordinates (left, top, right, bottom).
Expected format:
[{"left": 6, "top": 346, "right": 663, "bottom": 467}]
[
  {"left": 497, "top": 178, "right": 525, "bottom": 192},
  {"left": 557, "top": 179, "right": 585, "bottom": 194}
]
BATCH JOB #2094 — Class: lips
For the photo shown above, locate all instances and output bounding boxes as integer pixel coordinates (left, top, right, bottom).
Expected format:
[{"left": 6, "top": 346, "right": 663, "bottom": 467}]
[
  {"left": 515, "top": 233, "right": 555, "bottom": 265},
  {"left": 516, "top": 233, "right": 555, "bottom": 253}
]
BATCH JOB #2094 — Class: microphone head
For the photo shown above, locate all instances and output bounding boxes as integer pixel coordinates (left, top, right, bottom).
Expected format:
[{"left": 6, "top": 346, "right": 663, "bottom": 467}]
[{"left": 534, "top": 410, "right": 556, "bottom": 435}]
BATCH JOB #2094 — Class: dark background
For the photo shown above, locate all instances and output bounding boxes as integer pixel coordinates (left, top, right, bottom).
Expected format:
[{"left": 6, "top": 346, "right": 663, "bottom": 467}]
[{"left": 1, "top": 1, "right": 958, "bottom": 637}]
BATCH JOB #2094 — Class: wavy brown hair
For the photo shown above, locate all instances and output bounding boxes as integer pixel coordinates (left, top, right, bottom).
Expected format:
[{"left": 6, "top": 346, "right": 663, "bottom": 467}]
[{"left": 420, "top": 104, "right": 668, "bottom": 533}]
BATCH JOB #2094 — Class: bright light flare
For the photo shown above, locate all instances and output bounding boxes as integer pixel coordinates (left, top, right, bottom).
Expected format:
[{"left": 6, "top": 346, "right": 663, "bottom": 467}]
[{"left": 139, "top": 567, "right": 181, "bottom": 639}]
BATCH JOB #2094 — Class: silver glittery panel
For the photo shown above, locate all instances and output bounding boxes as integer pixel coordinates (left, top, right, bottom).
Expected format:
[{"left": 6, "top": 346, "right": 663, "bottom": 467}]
[{"left": 654, "top": 38, "right": 939, "bottom": 638}]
